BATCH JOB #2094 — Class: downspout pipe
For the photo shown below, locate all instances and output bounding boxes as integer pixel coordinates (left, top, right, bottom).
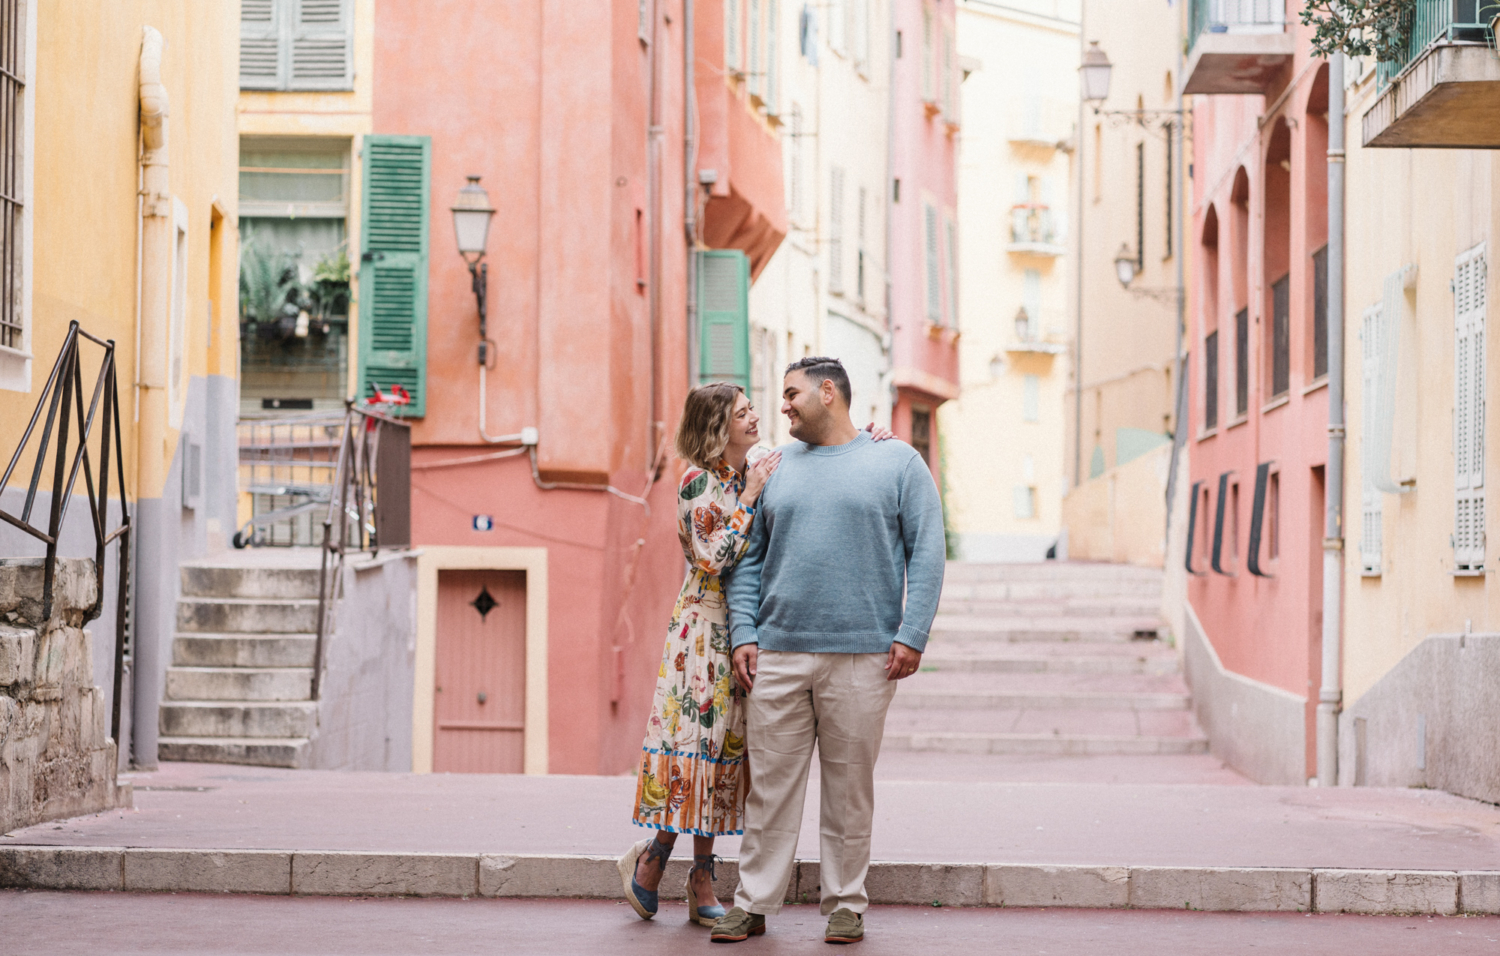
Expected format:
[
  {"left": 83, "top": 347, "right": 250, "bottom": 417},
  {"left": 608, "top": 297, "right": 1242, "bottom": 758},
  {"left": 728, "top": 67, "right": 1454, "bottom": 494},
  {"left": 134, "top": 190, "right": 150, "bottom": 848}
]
[
  {"left": 684, "top": 0, "right": 698, "bottom": 387},
  {"left": 1318, "top": 52, "right": 1346, "bottom": 787},
  {"left": 134, "top": 25, "right": 170, "bottom": 769}
]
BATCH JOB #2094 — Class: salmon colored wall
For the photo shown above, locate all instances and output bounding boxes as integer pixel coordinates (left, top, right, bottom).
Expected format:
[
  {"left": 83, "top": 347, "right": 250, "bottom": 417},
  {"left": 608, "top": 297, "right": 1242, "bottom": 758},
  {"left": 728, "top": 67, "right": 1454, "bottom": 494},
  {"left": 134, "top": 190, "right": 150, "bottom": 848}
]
[
  {"left": 1187, "top": 29, "right": 1331, "bottom": 778},
  {"left": 376, "top": 1, "right": 761, "bottom": 774},
  {"left": 890, "top": 0, "right": 960, "bottom": 476}
]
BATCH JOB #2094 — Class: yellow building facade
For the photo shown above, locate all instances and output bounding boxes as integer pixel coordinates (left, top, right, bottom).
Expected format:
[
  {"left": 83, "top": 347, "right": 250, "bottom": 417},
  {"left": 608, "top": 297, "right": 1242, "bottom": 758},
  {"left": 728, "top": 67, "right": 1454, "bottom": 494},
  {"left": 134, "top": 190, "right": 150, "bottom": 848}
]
[
  {"left": 943, "top": 0, "right": 1078, "bottom": 562},
  {"left": 1337, "top": 42, "right": 1500, "bottom": 802},
  {"left": 0, "top": 1, "right": 240, "bottom": 766}
]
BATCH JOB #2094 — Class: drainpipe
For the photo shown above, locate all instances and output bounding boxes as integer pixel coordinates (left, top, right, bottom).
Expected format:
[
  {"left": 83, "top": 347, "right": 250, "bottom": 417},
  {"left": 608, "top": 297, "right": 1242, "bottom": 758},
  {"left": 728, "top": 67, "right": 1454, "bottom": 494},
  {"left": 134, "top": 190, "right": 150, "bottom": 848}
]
[
  {"left": 134, "top": 25, "right": 170, "bottom": 769},
  {"left": 1318, "top": 52, "right": 1346, "bottom": 787},
  {"left": 684, "top": 0, "right": 699, "bottom": 386},
  {"left": 1071, "top": 10, "right": 1085, "bottom": 488}
]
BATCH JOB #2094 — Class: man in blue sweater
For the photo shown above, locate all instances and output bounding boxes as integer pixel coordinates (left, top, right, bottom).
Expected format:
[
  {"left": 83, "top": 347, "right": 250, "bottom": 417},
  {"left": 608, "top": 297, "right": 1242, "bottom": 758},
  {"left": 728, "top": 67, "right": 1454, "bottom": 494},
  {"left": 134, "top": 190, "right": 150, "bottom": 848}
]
[{"left": 712, "top": 357, "right": 946, "bottom": 944}]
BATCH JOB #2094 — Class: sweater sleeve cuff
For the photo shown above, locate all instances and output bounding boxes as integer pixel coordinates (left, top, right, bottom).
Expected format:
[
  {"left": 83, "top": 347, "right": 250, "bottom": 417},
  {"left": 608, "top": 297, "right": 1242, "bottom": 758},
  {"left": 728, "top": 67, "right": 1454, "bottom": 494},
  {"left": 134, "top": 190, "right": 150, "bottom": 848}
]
[
  {"left": 894, "top": 623, "right": 929, "bottom": 653},
  {"left": 730, "top": 624, "right": 760, "bottom": 649}
]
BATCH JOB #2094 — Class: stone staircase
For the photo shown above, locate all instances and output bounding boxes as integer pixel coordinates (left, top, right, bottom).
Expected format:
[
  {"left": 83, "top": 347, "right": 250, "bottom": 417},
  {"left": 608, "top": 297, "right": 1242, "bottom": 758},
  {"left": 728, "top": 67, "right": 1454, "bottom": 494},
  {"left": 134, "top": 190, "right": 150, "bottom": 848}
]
[
  {"left": 886, "top": 562, "right": 1208, "bottom": 756},
  {"left": 156, "top": 556, "right": 322, "bottom": 768}
]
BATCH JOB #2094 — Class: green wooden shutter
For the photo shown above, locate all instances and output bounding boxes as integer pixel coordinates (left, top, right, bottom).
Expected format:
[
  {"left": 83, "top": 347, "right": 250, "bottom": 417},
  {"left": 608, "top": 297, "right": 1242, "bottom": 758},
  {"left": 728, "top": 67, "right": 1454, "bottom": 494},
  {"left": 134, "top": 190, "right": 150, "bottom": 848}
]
[
  {"left": 698, "top": 250, "right": 750, "bottom": 389},
  {"left": 358, "top": 135, "right": 431, "bottom": 417}
]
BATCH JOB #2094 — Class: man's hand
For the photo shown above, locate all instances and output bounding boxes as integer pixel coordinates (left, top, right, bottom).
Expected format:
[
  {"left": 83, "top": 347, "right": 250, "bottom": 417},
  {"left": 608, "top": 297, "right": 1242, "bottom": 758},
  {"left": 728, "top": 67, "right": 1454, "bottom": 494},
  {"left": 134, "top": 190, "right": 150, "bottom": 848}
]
[
  {"left": 733, "top": 644, "right": 759, "bottom": 693},
  {"left": 886, "top": 642, "right": 922, "bottom": 681}
]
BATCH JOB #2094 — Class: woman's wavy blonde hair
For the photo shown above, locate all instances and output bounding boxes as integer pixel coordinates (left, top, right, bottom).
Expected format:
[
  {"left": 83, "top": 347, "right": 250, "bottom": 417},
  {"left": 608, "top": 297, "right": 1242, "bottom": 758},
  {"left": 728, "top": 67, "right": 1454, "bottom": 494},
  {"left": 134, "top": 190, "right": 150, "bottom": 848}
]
[{"left": 675, "top": 382, "right": 745, "bottom": 470}]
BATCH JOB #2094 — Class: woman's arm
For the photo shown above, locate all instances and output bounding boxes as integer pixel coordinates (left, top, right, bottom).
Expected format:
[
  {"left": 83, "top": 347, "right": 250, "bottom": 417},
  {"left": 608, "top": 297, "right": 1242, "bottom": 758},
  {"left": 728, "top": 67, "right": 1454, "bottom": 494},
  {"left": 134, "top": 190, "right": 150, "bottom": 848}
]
[{"left": 679, "top": 471, "right": 758, "bottom": 576}]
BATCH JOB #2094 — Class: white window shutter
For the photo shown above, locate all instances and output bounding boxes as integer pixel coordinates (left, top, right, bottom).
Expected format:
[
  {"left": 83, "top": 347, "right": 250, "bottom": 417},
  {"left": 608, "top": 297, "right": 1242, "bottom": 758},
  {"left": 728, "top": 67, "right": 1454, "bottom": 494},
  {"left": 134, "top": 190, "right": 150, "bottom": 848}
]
[
  {"left": 1360, "top": 304, "right": 1383, "bottom": 574},
  {"left": 945, "top": 215, "right": 958, "bottom": 327},
  {"left": 289, "top": 0, "right": 352, "bottom": 90},
  {"left": 765, "top": 0, "right": 780, "bottom": 114},
  {"left": 749, "top": 0, "right": 762, "bottom": 97},
  {"left": 828, "top": 166, "right": 845, "bottom": 293},
  {"left": 924, "top": 202, "right": 941, "bottom": 322},
  {"left": 240, "top": 0, "right": 283, "bottom": 89},
  {"left": 1365, "top": 270, "right": 1406, "bottom": 494},
  {"left": 726, "top": 0, "right": 741, "bottom": 71},
  {"left": 1454, "top": 244, "right": 1487, "bottom": 569}
]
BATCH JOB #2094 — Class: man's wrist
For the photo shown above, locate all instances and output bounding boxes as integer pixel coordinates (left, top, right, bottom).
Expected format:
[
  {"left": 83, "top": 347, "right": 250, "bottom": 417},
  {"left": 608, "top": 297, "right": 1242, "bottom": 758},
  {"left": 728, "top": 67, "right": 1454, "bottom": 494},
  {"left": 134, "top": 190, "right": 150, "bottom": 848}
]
[{"left": 893, "top": 623, "right": 928, "bottom": 654}]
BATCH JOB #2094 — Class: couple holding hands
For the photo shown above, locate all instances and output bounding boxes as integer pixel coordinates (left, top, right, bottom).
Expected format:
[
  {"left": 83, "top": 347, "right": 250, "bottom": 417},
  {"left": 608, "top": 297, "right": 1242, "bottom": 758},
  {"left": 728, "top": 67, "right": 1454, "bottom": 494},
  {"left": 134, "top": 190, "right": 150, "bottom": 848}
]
[{"left": 617, "top": 356, "right": 945, "bottom": 945}]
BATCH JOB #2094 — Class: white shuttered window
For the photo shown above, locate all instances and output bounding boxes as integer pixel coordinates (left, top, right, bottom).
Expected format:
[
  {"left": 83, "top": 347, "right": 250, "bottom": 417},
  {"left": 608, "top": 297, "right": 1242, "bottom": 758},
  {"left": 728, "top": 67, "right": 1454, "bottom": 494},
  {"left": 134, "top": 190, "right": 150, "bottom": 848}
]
[
  {"left": 240, "top": 0, "right": 353, "bottom": 91},
  {"left": 1360, "top": 303, "right": 1383, "bottom": 575},
  {"left": 924, "top": 201, "right": 941, "bottom": 322},
  {"left": 1454, "top": 244, "right": 1487, "bottom": 570},
  {"left": 828, "top": 166, "right": 845, "bottom": 294}
]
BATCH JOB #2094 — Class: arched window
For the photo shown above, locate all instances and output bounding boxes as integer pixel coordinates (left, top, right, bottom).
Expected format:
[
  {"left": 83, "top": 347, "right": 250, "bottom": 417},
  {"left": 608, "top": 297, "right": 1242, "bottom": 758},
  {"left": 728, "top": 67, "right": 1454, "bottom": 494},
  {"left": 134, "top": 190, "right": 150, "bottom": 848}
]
[
  {"left": 1264, "top": 119, "right": 1292, "bottom": 399},
  {"left": 1230, "top": 167, "right": 1251, "bottom": 418},
  {"left": 1304, "top": 66, "right": 1331, "bottom": 381},
  {"left": 1201, "top": 204, "right": 1221, "bottom": 432}
]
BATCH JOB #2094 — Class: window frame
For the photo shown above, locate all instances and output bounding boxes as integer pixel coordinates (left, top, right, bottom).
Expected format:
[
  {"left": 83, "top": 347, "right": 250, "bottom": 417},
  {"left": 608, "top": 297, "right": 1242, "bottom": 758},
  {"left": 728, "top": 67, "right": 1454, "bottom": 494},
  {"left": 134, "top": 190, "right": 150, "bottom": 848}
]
[{"left": 0, "top": 0, "right": 32, "bottom": 393}]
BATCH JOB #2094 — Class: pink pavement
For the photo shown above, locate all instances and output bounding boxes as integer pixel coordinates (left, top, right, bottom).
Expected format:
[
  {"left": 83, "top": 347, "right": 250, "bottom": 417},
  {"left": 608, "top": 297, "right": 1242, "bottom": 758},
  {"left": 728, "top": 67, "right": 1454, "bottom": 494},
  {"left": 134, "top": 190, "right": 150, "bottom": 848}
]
[
  {"left": 4, "top": 891, "right": 1498, "bottom": 955},
  {"left": 5, "top": 760, "right": 1500, "bottom": 873}
]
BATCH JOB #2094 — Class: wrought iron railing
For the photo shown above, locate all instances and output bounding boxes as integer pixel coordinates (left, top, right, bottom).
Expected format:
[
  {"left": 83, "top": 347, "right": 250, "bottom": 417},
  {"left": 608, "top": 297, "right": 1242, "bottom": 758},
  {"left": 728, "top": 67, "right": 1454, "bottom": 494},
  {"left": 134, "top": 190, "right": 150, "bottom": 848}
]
[
  {"left": 1009, "top": 204, "right": 1062, "bottom": 248},
  {"left": 310, "top": 404, "right": 410, "bottom": 699},
  {"left": 1190, "top": 0, "right": 1287, "bottom": 45},
  {"left": 0, "top": 320, "right": 131, "bottom": 740},
  {"left": 1376, "top": 0, "right": 1499, "bottom": 88}
]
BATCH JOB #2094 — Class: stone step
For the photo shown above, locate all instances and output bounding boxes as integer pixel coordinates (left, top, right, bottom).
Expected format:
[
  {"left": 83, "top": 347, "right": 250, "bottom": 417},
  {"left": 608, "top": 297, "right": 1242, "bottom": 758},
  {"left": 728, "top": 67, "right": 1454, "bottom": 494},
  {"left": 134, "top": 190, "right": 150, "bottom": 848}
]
[
  {"left": 922, "top": 642, "right": 1179, "bottom": 676},
  {"left": 165, "top": 666, "right": 313, "bottom": 702},
  {"left": 940, "top": 581, "right": 1163, "bottom": 602},
  {"left": 895, "top": 672, "right": 1191, "bottom": 712},
  {"left": 180, "top": 564, "right": 322, "bottom": 600},
  {"left": 881, "top": 731, "right": 1210, "bottom": 756},
  {"left": 930, "top": 616, "right": 1165, "bottom": 643},
  {"left": 885, "top": 705, "right": 1204, "bottom": 739},
  {"left": 159, "top": 701, "right": 317, "bottom": 739},
  {"left": 157, "top": 736, "right": 310, "bottom": 769},
  {"left": 176, "top": 597, "right": 320, "bottom": 635},
  {"left": 893, "top": 690, "right": 1192, "bottom": 711},
  {"left": 172, "top": 633, "right": 317, "bottom": 668},
  {"left": 937, "top": 597, "right": 1163, "bottom": 618},
  {"left": 943, "top": 561, "right": 1163, "bottom": 582}
]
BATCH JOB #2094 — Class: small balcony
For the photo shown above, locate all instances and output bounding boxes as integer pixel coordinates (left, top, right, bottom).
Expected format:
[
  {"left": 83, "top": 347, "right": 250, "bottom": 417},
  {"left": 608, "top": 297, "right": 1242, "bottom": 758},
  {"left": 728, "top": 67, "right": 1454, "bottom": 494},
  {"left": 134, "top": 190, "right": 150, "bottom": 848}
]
[
  {"left": 1006, "top": 204, "right": 1067, "bottom": 257},
  {"left": 1362, "top": 0, "right": 1500, "bottom": 148},
  {"left": 1183, "top": 0, "right": 1295, "bottom": 95}
]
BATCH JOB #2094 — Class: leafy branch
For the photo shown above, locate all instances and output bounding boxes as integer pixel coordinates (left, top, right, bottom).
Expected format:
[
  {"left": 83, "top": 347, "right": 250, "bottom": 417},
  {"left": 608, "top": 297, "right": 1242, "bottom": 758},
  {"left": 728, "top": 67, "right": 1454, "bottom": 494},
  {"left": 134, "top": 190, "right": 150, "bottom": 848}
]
[{"left": 1299, "top": 0, "right": 1414, "bottom": 59}]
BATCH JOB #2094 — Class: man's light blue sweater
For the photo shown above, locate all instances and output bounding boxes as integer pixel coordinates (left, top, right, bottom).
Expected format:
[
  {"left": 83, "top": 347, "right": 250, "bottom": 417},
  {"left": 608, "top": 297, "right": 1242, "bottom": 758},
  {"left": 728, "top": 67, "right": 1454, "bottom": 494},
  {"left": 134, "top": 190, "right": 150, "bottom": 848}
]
[{"left": 725, "top": 430, "right": 946, "bottom": 655}]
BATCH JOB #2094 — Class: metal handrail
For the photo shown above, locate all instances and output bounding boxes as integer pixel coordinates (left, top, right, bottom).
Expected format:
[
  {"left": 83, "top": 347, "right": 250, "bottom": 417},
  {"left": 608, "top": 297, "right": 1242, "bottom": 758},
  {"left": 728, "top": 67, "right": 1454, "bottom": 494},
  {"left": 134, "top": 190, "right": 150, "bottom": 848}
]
[
  {"left": 0, "top": 320, "right": 132, "bottom": 741},
  {"left": 309, "top": 402, "right": 410, "bottom": 699},
  {"left": 1376, "top": 0, "right": 1499, "bottom": 89},
  {"left": 1190, "top": 0, "right": 1286, "bottom": 45}
]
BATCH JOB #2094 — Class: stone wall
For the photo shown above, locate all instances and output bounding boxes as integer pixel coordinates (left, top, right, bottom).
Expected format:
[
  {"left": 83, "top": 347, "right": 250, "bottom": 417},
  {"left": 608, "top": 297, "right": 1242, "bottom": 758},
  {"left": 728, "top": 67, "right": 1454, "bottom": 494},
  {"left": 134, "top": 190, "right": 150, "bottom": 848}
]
[{"left": 0, "top": 558, "right": 125, "bottom": 833}]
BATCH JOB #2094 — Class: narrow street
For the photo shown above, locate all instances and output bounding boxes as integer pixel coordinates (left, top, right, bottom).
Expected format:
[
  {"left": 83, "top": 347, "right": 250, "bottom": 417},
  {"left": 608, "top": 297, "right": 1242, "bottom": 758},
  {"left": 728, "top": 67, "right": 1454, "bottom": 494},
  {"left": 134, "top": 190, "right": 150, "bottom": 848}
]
[{"left": 5, "top": 892, "right": 1499, "bottom": 955}]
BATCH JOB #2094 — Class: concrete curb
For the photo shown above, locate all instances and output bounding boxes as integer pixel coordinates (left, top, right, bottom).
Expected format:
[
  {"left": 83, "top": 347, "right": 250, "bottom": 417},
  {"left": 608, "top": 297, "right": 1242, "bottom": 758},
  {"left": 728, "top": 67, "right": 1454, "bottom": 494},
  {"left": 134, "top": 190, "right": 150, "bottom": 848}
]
[{"left": 2, "top": 846, "right": 1497, "bottom": 915}]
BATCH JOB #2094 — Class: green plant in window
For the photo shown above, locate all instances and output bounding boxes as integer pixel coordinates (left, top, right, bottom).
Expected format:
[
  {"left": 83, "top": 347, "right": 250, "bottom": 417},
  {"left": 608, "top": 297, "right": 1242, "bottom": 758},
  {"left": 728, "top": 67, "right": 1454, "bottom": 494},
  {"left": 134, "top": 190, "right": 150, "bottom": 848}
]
[
  {"left": 309, "top": 246, "right": 351, "bottom": 322},
  {"left": 1299, "top": 0, "right": 1413, "bottom": 59},
  {"left": 238, "top": 232, "right": 301, "bottom": 326}
]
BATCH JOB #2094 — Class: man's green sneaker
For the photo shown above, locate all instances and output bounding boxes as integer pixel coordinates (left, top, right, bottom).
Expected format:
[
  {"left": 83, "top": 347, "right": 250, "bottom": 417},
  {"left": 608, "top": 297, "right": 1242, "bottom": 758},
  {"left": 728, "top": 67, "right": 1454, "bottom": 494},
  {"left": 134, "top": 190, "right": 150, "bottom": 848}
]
[
  {"left": 710, "top": 907, "right": 766, "bottom": 942},
  {"left": 824, "top": 908, "right": 864, "bottom": 944}
]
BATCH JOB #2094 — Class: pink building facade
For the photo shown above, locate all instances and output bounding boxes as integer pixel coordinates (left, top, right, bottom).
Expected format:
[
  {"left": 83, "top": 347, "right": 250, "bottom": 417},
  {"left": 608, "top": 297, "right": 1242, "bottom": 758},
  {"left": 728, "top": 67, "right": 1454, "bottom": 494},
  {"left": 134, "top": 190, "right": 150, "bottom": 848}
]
[
  {"left": 889, "top": 0, "right": 962, "bottom": 481},
  {"left": 1185, "top": 10, "right": 1330, "bottom": 784},
  {"left": 370, "top": 0, "right": 784, "bottom": 774}
]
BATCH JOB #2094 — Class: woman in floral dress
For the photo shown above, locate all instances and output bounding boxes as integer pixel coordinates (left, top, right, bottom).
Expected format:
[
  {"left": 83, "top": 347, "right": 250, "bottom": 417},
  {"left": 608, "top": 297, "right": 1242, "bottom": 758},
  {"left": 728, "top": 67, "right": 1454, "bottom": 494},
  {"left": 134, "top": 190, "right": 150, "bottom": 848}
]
[{"left": 618, "top": 382, "right": 779, "bottom": 927}]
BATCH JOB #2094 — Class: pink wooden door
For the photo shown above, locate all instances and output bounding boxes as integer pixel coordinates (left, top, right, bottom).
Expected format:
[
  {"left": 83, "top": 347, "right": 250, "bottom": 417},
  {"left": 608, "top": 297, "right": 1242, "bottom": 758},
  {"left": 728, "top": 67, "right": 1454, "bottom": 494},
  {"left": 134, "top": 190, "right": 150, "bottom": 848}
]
[{"left": 434, "top": 570, "right": 526, "bottom": 773}]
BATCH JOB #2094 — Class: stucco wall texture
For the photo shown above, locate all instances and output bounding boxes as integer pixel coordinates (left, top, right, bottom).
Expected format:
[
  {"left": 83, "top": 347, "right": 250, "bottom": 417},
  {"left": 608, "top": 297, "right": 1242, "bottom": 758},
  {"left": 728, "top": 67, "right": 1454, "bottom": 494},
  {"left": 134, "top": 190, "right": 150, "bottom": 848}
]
[
  {"left": 1186, "top": 27, "right": 1333, "bottom": 783},
  {"left": 375, "top": 0, "right": 784, "bottom": 774}
]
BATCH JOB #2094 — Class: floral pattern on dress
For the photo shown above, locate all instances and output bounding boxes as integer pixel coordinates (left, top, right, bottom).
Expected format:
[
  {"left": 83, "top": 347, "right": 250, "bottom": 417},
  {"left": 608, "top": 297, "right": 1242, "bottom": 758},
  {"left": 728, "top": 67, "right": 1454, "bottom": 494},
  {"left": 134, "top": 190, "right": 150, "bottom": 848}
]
[{"left": 632, "top": 452, "right": 763, "bottom": 836}]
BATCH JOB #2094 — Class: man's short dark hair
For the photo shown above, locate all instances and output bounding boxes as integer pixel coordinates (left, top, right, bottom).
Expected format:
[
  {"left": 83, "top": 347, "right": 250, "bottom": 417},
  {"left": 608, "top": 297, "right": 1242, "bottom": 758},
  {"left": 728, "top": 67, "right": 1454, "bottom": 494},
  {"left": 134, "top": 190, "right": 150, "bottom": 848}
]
[{"left": 785, "top": 356, "right": 852, "bottom": 406}]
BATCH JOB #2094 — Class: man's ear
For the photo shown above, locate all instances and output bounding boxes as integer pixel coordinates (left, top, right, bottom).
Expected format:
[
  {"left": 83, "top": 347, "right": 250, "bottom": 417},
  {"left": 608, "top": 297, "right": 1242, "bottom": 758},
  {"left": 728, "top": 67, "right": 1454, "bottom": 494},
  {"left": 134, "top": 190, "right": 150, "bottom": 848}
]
[{"left": 821, "top": 378, "right": 836, "bottom": 407}]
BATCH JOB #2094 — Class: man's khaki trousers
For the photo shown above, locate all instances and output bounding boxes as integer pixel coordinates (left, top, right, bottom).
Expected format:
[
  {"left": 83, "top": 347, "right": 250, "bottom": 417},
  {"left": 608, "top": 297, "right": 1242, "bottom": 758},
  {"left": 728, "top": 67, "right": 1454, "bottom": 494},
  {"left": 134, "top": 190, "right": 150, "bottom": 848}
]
[{"left": 733, "top": 649, "right": 898, "bottom": 916}]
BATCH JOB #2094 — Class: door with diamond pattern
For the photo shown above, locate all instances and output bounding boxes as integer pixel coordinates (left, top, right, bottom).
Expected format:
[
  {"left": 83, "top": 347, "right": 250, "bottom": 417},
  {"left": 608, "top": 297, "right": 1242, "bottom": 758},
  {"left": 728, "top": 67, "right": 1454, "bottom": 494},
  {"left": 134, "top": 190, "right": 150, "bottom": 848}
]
[{"left": 434, "top": 570, "right": 526, "bottom": 772}]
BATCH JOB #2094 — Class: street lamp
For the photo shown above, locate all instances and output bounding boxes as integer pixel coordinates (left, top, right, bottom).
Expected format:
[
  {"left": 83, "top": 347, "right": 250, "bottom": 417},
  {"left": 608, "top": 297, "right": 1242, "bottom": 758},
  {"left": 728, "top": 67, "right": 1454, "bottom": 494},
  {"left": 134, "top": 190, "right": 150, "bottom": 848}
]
[
  {"left": 1114, "top": 244, "right": 1138, "bottom": 287},
  {"left": 451, "top": 175, "right": 496, "bottom": 364},
  {"left": 1014, "top": 306, "right": 1032, "bottom": 342},
  {"left": 1080, "top": 41, "right": 1112, "bottom": 107}
]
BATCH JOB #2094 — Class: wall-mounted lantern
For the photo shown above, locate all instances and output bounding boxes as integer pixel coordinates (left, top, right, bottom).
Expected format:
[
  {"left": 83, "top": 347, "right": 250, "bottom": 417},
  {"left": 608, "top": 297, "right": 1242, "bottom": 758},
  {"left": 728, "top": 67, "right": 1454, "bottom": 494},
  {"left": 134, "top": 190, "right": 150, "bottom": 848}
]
[{"left": 450, "top": 175, "right": 496, "bottom": 364}]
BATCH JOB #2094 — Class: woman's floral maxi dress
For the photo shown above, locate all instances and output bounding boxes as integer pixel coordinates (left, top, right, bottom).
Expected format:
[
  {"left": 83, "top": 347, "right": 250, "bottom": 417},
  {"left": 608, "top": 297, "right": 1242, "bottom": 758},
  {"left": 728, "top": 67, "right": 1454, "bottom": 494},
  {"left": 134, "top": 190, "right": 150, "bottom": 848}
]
[{"left": 631, "top": 457, "right": 759, "bottom": 836}]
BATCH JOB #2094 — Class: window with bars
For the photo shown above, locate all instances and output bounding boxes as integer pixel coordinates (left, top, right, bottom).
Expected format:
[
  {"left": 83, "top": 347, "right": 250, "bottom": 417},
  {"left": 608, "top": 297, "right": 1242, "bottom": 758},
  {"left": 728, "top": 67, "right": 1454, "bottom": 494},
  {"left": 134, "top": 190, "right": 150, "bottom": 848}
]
[
  {"left": 0, "top": 0, "right": 24, "bottom": 356},
  {"left": 1271, "top": 274, "right": 1290, "bottom": 398},
  {"left": 1235, "top": 307, "right": 1248, "bottom": 417},
  {"left": 1313, "top": 245, "right": 1328, "bottom": 379},
  {"left": 1454, "top": 244, "right": 1487, "bottom": 571},
  {"left": 241, "top": 0, "right": 353, "bottom": 91},
  {"left": 1204, "top": 330, "right": 1219, "bottom": 430}
]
